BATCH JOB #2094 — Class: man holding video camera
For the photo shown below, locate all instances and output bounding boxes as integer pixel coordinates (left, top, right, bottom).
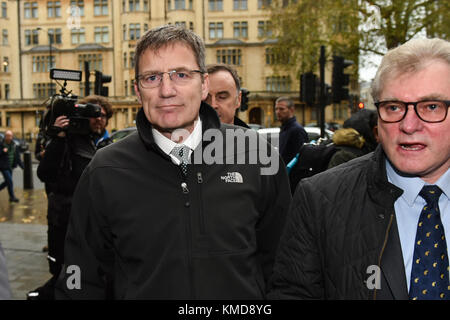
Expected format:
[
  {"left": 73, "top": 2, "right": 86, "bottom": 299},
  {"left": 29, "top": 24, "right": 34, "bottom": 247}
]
[{"left": 28, "top": 95, "right": 113, "bottom": 300}]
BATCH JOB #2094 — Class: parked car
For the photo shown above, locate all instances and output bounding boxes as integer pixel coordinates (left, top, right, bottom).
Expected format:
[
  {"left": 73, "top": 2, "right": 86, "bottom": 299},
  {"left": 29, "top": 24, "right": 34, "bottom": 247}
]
[
  {"left": 0, "top": 132, "right": 29, "bottom": 152},
  {"left": 248, "top": 123, "right": 263, "bottom": 131},
  {"left": 257, "top": 127, "right": 334, "bottom": 147},
  {"left": 110, "top": 127, "right": 137, "bottom": 143},
  {"left": 305, "top": 122, "right": 341, "bottom": 132}
]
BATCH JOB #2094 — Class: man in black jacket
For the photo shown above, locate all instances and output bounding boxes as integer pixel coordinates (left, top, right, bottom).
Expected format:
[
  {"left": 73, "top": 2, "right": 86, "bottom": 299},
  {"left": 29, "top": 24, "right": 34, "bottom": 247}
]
[
  {"left": 55, "top": 25, "right": 291, "bottom": 299},
  {"left": 275, "top": 97, "right": 308, "bottom": 165},
  {"left": 268, "top": 38, "right": 450, "bottom": 300},
  {"left": 0, "top": 130, "right": 23, "bottom": 203},
  {"left": 28, "top": 95, "right": 113, "bottom": 300}
]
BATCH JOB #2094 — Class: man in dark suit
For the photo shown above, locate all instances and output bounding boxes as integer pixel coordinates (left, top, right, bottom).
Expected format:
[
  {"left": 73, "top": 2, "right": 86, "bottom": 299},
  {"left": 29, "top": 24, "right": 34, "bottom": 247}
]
[{"left": 268, "top": 38, "right": 450, "bottom": 300}]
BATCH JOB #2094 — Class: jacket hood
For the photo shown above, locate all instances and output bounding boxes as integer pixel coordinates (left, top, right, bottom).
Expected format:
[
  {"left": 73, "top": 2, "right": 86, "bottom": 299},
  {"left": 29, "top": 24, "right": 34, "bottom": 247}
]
[{"left": 332, "top": 128, "right": 365, "bottom": 148}]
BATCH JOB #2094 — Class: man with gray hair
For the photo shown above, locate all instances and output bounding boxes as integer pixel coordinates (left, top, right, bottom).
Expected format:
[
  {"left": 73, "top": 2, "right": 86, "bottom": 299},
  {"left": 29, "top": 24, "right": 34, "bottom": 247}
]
[
  {"left": 56, "top": 25, "right": 290, "bottom": 299},
  {"left": 268, "top": 38, "right": 450, "bottom": 300}
]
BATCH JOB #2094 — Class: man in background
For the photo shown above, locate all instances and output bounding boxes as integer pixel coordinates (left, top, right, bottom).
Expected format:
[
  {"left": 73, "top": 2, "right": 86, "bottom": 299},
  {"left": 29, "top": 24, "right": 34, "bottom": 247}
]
[
  {"left": 205, "top": 64, "right": 249, "bottom": 128},
  {"left": 275, "top": 97, "right": 308, "bottom": 164}
]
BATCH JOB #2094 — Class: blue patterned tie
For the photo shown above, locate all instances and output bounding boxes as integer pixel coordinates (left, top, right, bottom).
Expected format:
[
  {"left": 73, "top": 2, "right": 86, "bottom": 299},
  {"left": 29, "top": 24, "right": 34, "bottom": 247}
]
[
  {"left": 409, "top": 185, "right": 450, "bottom": 300},
  {"left": 171, "top": 145, "right": 190, "bottom": 176}
]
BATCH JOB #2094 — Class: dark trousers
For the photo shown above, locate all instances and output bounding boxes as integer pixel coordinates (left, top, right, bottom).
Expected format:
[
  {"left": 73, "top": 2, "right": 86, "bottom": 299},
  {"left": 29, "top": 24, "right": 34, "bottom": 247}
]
[{"left": 0, "top": 169, "right": 15, "bottom": 200}]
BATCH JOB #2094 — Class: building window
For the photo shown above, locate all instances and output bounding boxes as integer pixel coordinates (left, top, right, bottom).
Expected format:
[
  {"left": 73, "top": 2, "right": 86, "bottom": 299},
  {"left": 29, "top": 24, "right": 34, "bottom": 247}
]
[
  {"left": 24, "top": 2, "right": 38, "bottom": 18},
  {"left": 175, "top": 21, "right": 186, "bottom": 28},
  {"left": 129, "top": 0, "right": 140, "bottom": 12},
  {"left": 233, "top": 21, "right": 248, "bottom": 38},
  {"left": 129, "top": 24, "right": 141, "bottom": 40},
  {"left": 3, "top": 57, "right": 9, "bottom": 72},
  {"left": 266, "top": 76, "right": 291, "bottom": 92},
  {"left": 48, "top": 28, "right": 62, "bottom": 44},
  {"left": 94, "top": 0, "right": 108, "bottom": 16},
  {"left": 123, "top": 52, "right": 127, "bottom": 68},
  {"left": 209, "top": 22, "right": 223, "bottom": 39},
  {"left": 47, "top": 1, "right": 61, "bottom": 18},
  {"left": 4, "top": 84, "right": 9, "bottom": 99},
  {"left": 265, "top": 47, "right": 290, "bottom": 65},
  {"left": 233, "top": 0, "right": 247, "bottom": 10},
  {"left": 2, "top": 29, "right": 7, "bottom": 45},
  {"left": 25, "top": 29, "right": 40, "bottom": 45},
  {"left": 143, "top": 0, "right": 148, "bottom": 11},
  {"left": 258, "top": 0, "right": 271, "bottom": 9},
  {"left": 174, "top": 0, "right": 185, "bottom": 10},
  {"left": 216, "top": 49, "right": 241, "bottom": 65},
  {"left": 71, "top": 27, "right": 86, "bottom": 44},
  {"left": 189, "top": 22, "right": 193, "bottom": 31},
  {"left": 94, "top": 26, "right": 109, "bottom": 43},
  {"left": 130, "top": 51, "right": 135, "bottom": 68},
  {"left": 1, "top": 2, "right": 7, "bottom": 18},
  {"left": 78, "top": 54, "right": 102, "bottom": 71},
  {"left": 123, "top": 25, "right": 127, "bottom": 40},
  {"left": 258, "top": 20, "right": 272, "bottom": 38},
  {"left": 208, "top": 0, "right": 223, "bottom": 11},
  {"left": 33, "top": 83, "right": 56, "bottom": 99},
  {"left": 124, "top": 80, "right": 128, "bottom": 96},
  {"left": 79, "top": 82, "right": 94, "bottom": 96},
  {"left": 32, "top": 56, "right": 55, "bottom": 73},
  {"left": 144, "top": 23, "right": 148, "bottom": 32},
  {"left": 70, "top": 0, "right": 84, "bottom": 16}
]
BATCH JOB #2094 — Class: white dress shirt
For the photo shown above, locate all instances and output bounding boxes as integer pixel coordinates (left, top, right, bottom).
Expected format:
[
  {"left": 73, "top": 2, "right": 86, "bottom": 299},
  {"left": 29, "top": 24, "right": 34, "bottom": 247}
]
[{"left": 151, "top": 118, "right": 202, "bottom": 165}]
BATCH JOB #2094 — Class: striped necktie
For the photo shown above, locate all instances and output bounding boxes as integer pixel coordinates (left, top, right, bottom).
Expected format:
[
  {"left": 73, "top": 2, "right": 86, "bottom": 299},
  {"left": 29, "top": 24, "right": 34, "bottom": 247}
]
[{"left": 409, "top": 185, "right": 449, "bottom": 300}]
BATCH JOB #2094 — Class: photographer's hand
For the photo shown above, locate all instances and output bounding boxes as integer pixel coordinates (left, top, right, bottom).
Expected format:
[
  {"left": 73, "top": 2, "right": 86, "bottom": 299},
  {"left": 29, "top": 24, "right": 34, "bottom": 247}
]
[{"left": 54, "top": 116, "right": 69, "bottom": 137}]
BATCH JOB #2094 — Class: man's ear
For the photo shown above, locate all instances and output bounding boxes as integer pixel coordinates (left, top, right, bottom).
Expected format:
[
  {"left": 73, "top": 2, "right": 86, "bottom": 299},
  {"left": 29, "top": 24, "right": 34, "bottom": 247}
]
[
  {"left": 201, "top": 73, "right": 209, "bottom": 101},
  {"left": 134, "top": 82, "right": 142, "bottom": 104},
  {"left": 236, "top": 90, "right": 242, "bottom": 110}
]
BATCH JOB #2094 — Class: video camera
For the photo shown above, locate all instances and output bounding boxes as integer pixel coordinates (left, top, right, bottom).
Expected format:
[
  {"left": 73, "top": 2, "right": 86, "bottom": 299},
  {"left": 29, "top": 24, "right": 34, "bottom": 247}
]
[{"left": 46, "top": 68, "right": 102, "bottom": 135}]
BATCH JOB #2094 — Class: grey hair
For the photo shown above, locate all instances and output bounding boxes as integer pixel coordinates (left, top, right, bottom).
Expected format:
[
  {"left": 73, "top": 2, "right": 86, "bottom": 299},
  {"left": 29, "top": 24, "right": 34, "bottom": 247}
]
[
  {"left": 275, "top": 96, "right": 295, "bottom": 108},
  {"left": 371, "top": 38, "right": 450, "bottom": 102},
  {"left": 134, "top": 24, "right": 206, "bottom": 80}
]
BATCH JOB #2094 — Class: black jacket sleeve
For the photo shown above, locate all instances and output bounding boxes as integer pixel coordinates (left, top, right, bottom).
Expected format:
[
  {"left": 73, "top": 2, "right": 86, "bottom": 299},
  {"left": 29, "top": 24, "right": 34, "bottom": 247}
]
[
  {"left": 55, "top": 165, "right": 115, "bottom": 299},
  {"left": 37, "top": 137, "right": 68, "bottom": 183},
  {"left": 267, "top": 178, "right": 324, "bottom": 299},
  {"left": 257, "top": 151, "right": 292, "bottom": 289}
]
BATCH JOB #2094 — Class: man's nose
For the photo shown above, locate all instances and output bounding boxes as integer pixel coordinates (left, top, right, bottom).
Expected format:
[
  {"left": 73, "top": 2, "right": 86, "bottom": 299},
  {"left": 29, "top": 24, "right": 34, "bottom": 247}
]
[
  {"left": 399, "top": 104, "right": 424, "bottom": 133},
  {"left": 159, "top": 73, "right": 177, "bottom": 96}
]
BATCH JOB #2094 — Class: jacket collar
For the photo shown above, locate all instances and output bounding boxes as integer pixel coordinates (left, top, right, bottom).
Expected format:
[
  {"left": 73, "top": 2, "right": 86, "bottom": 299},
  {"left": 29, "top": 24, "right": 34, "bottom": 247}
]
[
  {"left": 367, "top": 145, "right": 404, "bottom": 207},
  {"left": 280, "top": 116, "right": 297, "bottom": 131},
  {"left": 136, "top": 101, "right": 221, "bottom": 154}
]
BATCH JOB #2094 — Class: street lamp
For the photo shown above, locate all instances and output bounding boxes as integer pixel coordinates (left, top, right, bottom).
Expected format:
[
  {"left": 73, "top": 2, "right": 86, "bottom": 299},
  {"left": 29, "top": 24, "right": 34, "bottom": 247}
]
[{"left": 36, "top": 27, "right": 54, "bottom": 72}]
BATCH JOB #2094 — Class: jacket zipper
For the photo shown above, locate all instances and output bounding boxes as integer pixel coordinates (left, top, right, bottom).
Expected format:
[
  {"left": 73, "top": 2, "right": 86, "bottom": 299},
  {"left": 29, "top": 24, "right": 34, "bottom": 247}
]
[
  {"left": 180, "top": 173, "right": 195, "bottom": 299},
  {"left": 197, "top": 172, "right": 206, "bottom": 235},
  {"left": 373, "top": 212, "right": 394, "bottom": 300}
]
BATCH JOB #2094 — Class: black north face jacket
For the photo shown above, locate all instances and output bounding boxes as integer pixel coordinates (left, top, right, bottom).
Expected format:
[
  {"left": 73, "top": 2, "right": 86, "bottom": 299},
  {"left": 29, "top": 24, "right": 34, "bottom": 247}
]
[
  {"left": 56, "top": 102, "right": 291, "bottom": 299},
  {"left": 268, "top": 146, "right": 411, "bottom": 300}
]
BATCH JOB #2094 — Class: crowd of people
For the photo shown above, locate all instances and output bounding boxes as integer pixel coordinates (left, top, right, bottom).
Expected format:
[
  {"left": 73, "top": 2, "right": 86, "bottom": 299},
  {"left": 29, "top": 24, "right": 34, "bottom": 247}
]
[{"left": 0, "top": 25, "right": 448, "bottom": 301}]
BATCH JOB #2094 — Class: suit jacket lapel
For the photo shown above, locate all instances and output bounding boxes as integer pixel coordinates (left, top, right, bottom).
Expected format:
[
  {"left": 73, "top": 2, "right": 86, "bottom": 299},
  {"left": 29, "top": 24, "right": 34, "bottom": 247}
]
[{"left": 379, "top": 214, "right": 409, "bottom": 300}]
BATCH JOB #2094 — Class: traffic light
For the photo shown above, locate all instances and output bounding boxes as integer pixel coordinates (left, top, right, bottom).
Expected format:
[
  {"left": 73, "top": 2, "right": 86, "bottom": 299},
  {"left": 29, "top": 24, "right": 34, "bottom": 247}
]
[
  {"left": 94, "top": 70, "right": 112, "bottom": 96},
  {"left": 240, "top": 88, "right": 250, "bottom": 112},
  {"left": 332, "top": 55, "right": 353, "bottom": 103},
  {"left": 358, "top": 102, "right": 364, "bottom": 109},
  {"left": 300, "top": 72, "right": 316, "bottom": 107}
]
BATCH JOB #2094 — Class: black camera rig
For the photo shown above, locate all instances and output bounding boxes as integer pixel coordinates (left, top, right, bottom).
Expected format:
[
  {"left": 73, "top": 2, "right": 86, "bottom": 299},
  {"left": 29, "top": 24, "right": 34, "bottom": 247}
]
[{"left": 45, "top": 68, "right": 102, "bottom": 135}]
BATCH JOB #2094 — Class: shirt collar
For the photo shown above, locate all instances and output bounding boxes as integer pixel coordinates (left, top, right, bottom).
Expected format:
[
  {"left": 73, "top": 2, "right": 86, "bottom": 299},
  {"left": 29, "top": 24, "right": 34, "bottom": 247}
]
[
  {"left": 152, "top": 117, "right": 202, "bottom": 158},
  {"left": 386, "top": 159, "right": 450, "bottom": 206}
]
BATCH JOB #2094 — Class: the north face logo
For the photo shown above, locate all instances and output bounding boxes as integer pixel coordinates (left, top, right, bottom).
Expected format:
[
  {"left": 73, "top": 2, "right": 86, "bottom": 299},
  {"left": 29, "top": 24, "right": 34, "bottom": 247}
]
[{"left": 220, "top": 172, "right": 244, "bottom": 183}]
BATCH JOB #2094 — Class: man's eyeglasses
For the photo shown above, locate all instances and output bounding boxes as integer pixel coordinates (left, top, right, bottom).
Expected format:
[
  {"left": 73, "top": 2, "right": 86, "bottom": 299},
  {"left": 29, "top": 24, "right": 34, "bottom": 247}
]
[
  {"left": 136, "top": 69, "right": 204, "bottom": 89},
  {"left": 374, "top": 100, "right": 450, "bottom": 123}
]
